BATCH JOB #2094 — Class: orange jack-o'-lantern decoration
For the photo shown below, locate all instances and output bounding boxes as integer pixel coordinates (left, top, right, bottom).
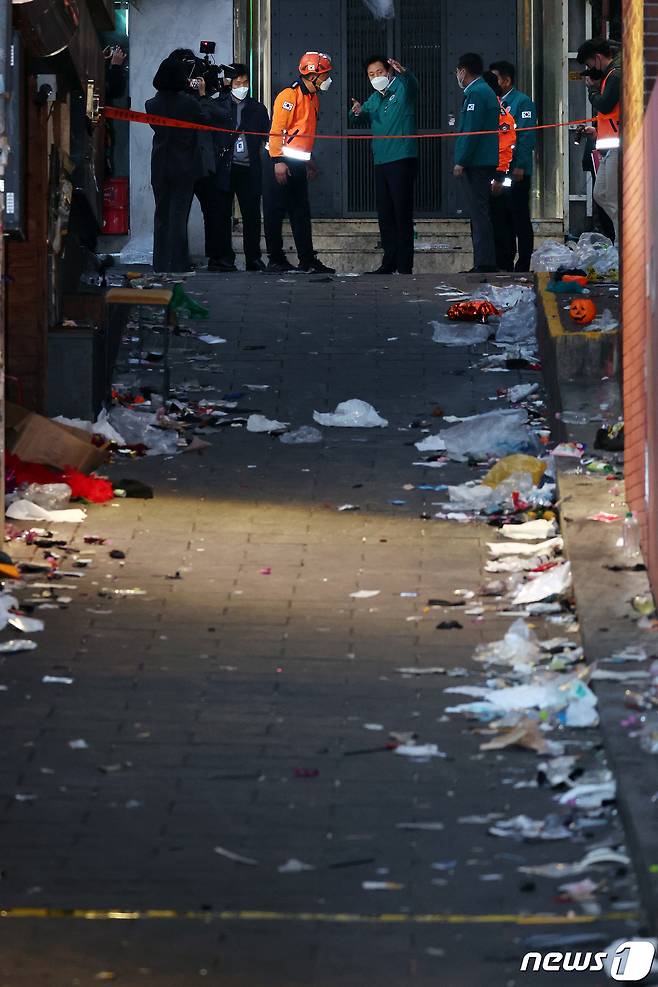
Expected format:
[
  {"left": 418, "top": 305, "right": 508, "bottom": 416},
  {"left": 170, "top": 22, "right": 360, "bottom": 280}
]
[{"left": 569, "top": 297, "right": 597, "bottom": 326}]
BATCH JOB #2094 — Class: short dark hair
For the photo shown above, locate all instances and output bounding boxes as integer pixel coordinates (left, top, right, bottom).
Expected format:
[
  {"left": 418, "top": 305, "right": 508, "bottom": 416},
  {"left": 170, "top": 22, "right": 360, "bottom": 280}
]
[
  {"left": 490, "top": 60, "right": 515, "bottom": 84},
  {"left": 457, "top": 52, "right": 483, "bottom": 76},
  {"left": 483, "top": 70, "right": 501, "bottom": 97},
  {"left": 576, "top": 38, "right": 613, "bottom": 63},
  {"left": 364, "top": 53, "right": 390, "bottom": 72},
  {"left": 230, "top": 62, "right": 249, "bottom": 78}
]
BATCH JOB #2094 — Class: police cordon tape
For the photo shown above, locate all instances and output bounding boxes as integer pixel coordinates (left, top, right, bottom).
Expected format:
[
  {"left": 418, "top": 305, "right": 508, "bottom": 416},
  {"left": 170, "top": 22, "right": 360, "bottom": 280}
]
[{"left": 104, "top": 104, "right": 596, "bottom": 141}]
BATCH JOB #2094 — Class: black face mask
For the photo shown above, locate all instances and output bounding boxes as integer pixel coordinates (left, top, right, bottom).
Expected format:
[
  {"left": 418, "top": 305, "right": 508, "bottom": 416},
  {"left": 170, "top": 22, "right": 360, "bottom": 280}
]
[{"left": 584, "top": 67, "right": 604, "bottom": 81}]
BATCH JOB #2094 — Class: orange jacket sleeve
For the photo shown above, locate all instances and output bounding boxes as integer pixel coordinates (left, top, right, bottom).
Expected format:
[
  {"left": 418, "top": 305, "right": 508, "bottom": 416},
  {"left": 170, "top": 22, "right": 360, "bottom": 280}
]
[{"left": 269, "top": 88, "right": 296, "bottom": 158}]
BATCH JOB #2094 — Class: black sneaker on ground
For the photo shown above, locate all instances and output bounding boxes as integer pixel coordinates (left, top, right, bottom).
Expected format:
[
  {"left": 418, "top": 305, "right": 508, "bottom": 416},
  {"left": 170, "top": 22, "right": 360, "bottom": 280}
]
[
  {"left": 366, "top": 266, "right": 397, "bottom": 275},
  {"left": 246, "top": 259, "right": 267, "bottom": 272},
  {"left": 298, "top": 258, "right": 336, "bottom": 275},
  {"left": 266, "top": 258, "right": 296, "bottom": 273},
  {"left": 208, "top": 259, "right": 238, "bottom": 272}
]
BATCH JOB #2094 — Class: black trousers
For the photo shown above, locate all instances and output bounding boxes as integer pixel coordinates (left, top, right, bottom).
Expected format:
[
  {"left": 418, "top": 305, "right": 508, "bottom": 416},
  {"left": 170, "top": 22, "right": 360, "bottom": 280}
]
[
  {"left": 375, "top": 157, "right": 417, "bottom": 273},
  {"left": 194, "top": 174, "right": 224, "bottom": 260},
  {"left": 460, "top": 166, "right": 497, "bottom": 270},
  {"left": 152, "top": 178, "right": 195, "bottom": 273},
  {"left": 490, "top": 176, "right": 534, "bottom": 272},
  {"left": 217, "top": 165, "right": 263, "bottom": 265},
  {"left": 263, "top": 159, "right": 314, "bottom": 264}
]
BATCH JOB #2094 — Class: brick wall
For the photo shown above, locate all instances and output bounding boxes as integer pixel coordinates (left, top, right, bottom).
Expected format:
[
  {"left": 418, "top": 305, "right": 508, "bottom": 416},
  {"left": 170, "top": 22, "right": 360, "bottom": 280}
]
[{"left": 623, "top": 0, "right": 658, "bottom": 589}]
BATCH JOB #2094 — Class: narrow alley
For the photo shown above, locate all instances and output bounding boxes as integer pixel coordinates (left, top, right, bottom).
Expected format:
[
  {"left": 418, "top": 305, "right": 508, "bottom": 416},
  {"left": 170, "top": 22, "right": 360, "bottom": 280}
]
[{"left": 0, "top": 272, "right": 641, "bottom": 986}]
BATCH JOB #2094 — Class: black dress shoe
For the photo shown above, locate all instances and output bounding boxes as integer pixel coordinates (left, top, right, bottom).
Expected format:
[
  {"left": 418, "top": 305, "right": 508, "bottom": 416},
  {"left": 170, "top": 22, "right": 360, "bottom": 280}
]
[
  {"left": 266, "top": 258, "right": 296, "bottom": 273},
  {"left": 367, "top": 266, "right": 396, "bottom": 275},
  {"left": 298, "top": 258, "right": 336, "bottom": 274},
  {"left": 208, "top": 259, "right": 238, "bottom": 272},
  {"left": 246, "top": 259, "right": 267, "bottom": 272}
]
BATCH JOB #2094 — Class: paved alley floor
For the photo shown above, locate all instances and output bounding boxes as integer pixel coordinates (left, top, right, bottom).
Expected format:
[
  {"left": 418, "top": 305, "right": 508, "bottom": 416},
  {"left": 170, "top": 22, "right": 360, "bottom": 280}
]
[{"left": 0, "top": 273, "right": 643, "bottom": 986}]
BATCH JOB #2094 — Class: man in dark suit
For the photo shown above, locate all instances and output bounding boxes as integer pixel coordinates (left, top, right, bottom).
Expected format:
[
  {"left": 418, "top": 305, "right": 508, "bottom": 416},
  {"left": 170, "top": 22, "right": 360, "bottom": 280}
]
[
  {"left": 146, "top": 53, "right": 213, "bottom": 273},
  {"left": 209, "top": 64, "right": 270, "bottom": 272}
]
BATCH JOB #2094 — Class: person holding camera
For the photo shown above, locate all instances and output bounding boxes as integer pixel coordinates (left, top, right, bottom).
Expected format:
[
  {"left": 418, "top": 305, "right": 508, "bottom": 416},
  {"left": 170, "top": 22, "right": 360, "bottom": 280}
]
[
  {"left": 576, "top": 38, "right": 621, "bottom": 243},
  {"left": 146, "top": 52, "right": 214, "bottom": 273},
  {"left": 209, "top": 63, "right": 270, "bottom": 272}
]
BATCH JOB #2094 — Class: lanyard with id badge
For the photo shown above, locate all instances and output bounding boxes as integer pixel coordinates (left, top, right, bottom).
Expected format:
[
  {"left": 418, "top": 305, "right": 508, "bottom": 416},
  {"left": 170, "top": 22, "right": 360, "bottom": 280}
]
[{"left": 235, "top": 134, "right": 245, "bottom": 154}]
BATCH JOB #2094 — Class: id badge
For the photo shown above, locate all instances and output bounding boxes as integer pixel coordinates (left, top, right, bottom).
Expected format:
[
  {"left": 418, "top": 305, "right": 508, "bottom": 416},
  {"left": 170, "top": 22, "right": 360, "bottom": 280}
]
[{"left": 235, "top": 137, "right": 245, "bottom": 153}]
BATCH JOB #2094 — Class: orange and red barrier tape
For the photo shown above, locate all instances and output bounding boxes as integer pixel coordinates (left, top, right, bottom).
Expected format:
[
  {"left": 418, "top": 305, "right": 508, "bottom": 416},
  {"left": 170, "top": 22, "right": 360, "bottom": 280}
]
[{"left": 104, "top": 104, "right": 596, "bottom": 141}]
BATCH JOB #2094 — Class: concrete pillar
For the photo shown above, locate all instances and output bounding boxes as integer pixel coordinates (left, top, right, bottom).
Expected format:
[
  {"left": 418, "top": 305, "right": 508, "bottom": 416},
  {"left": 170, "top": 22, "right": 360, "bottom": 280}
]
[{"left": 122, "top": 0, "right": 233, "bottom": 264}]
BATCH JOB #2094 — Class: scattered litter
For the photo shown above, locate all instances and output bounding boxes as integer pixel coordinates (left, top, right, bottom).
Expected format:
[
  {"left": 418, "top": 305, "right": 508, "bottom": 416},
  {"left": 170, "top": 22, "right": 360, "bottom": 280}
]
[
  {"left": 68, "top": 739, "right": 89, "bottom": 749},
  {"left": 246, "top": 414, "right": 289, "bottom": 433},
  {"left": 280, "top": 426, "right": 322, "bottom": 444},
  {"left": 394, "top": 744, "right": 447, "bottom": 760},
  {"left": 362, "top": 881, "right": 403, "bottom": 890},
  {"left": 431, "top": 322, "right": 490, "bottom": 346},
  {"left": 42, "top": 675, "right": 74, "bottom": 685},
  {"left": 313, "top": 399, "right": 388, "bottom": 428},
  {"left": 350, "top": 590, "right": 380, "bottom": 599},
  {"left": 6, "top": 500, "right": 87, "bottom": 524},
  {"left": 277, "top": 858, "right": 314, "bottom": 873},
  {"left": 214, "top": 845, "right": 259, "bottom": 866}
]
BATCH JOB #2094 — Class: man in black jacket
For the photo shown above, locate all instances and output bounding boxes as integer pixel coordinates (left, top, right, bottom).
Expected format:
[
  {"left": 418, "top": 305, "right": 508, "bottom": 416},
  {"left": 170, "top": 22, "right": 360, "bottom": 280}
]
[
  {"left": 210, "top": 64, "right": 270, "bottom": 272},
  {"left": 146, "top": 53, "right": 213, "bottom": 273}
]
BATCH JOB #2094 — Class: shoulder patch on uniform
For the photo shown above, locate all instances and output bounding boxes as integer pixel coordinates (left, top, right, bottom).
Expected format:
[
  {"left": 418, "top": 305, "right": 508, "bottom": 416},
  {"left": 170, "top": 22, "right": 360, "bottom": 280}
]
[
  {"left": 282, "top": 100, "right": 294, "bottom": 111},
  {"left": 521, "top": 110, "right": 532, "bottom": 118},
  {"left": 466, "top": 102, "right": 475, "bottom": 111}
]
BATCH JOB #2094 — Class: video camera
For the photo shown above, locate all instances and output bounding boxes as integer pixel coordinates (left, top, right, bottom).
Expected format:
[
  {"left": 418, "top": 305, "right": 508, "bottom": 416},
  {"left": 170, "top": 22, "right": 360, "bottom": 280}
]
[{"left": 198, "top": 41, "right": 239, "bottom": 95}]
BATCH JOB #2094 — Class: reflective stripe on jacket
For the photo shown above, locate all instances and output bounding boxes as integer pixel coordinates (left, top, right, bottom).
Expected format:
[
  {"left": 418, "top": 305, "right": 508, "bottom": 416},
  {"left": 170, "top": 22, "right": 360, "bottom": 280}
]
[
  {"left": 268, "top": 80, "right": 319, "bottom": 160},
  {"left": 596, "top": 68, "right": 620, "bottom": 150}
]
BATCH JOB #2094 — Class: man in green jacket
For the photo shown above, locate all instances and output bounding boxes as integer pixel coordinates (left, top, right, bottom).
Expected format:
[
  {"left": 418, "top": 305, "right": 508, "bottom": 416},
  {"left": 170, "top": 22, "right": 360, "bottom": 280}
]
[
  {"left": 350, "top": 55, "right": 418, "bottom": 274},
  {"left": 453, "top": 52, "right": 500, "bottom": 272}
]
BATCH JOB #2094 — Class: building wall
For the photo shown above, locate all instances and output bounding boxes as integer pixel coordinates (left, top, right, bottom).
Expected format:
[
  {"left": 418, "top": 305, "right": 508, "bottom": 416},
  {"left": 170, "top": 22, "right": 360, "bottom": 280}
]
[
  {"left": 621, "top": 0, "right": 658, "bottom": 590},
  {"left": 122, "top": 0, "right": 233, "bottom": 264}
]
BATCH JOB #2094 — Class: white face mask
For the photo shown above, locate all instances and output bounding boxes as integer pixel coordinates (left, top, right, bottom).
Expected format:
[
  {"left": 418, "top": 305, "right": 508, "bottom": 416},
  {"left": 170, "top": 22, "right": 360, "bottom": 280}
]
[
  {"left": 371, "top": 74, "right": 390, "bottom": 92},
  {"left": 233, "top": 86, "right": 249, "bottom": 100},
  {"left": 318, "top": 76, "right": 333, "bottom": 92},
  {"left": 456, "top": 69, "right": 466, "bottom": 90}
]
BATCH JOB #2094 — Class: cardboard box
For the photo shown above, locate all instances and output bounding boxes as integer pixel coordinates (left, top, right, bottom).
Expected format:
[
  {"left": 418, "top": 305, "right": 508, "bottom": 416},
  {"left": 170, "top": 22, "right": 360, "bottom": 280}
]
[{"left": 5, "top": 402, "right": 110, "bottom": 473}]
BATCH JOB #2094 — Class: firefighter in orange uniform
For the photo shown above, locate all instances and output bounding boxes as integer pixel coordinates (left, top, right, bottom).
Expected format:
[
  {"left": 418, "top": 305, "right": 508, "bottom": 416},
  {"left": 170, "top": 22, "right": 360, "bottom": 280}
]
[
  {"left": 484, "top": 71, "right": 518, "bottom": 271},
  {"left": 263, "top": 52, "right": 336, "bottom": 273}
]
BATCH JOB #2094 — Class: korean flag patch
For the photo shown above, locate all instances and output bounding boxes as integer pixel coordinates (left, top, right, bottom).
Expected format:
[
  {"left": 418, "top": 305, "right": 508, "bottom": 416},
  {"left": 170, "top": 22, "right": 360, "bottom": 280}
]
[
  {"left": 521, "top": 110, "right": 532, "bottom": 119},
  {"left": 466, "top": 102, "right": 475, "bottom": 111},
  {"left": 282, "top": 100, "right": 294, "bottom": 111}
]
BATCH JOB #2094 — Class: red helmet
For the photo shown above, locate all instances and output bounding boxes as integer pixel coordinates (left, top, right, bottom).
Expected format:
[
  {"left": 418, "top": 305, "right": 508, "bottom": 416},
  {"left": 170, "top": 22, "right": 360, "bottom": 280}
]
[{"left": 299, "top": 51, "right": 333, "bottom": 77}]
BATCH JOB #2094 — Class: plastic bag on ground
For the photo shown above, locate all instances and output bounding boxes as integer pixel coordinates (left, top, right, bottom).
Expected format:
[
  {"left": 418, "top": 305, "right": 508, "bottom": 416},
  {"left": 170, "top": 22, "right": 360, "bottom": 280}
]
[
  {"left": 512, "top": 562, "right": 572, "bottom": 604},
  {"left": 246, "top": 414, "right": 289, "bottom": 433},
  {"left": 446, "top": 483, "right": 500, "bottom": 512},
  {"left": 495, "top": 300, "right": 537, "bottom": 344},
  {"left": 279, "top": 426, "right": 323, "bottom": 444},
  {"left": 431, "top": 322, "right": 490, "bottom": 347},
  {"left": 54, "top": 410, "right": 126, "bottom": 445},
  {"left": 585, "top": 308, "right": 618, "bottom": 332},
  {"left": 507, "top": 383, "right": 539, "bottom": 403},
  {"left": 530, "top": 240, "right": 575, "bottom": 272},
  {"left": 438, "top": 409, "right": 533, "bottom": 462},
  {"left": 313, "top": 399, "right": 388, "bottom": 428},
  {"left": 482, "top": 454, "right": 546, "bottom": 488},
  {"left": 574, "top": 232, "right": 618, "bottom": 277},
  {"left": 6, "top": 499, "right": 87, "bottom": 523},
  {"left": 475, "top": 284, "right": 535, "bottom": 310},
  {"left": 415, "top": 433, "right": 447, "bottom": 453},
  {"left": 108, "top": 407, "right": 179, "bottom": 456},
  {"left": 487, "top": 536, "right": 563, "bottom": 558},
  {"left": 24, "top": 483, "right": 72, "bottom": 511},
  {"left": 474, "top": 618, "right": 542, "bottom": 667}
]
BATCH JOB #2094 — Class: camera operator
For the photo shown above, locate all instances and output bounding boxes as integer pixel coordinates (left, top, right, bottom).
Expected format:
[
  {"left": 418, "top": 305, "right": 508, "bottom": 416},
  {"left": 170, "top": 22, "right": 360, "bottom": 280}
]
[{"left": 146, "top": 50, "right": 214, "bottom": 273}]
